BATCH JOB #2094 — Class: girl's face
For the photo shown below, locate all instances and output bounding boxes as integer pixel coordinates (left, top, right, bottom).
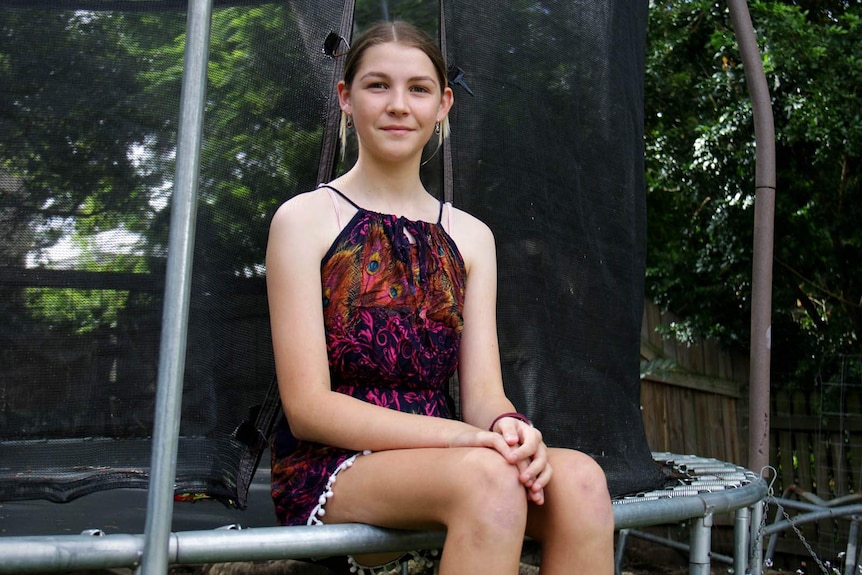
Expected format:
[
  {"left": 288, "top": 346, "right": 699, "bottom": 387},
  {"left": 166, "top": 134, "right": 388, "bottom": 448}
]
[{"left": 338, "top": 42, "right": 453, "bottom": 164}]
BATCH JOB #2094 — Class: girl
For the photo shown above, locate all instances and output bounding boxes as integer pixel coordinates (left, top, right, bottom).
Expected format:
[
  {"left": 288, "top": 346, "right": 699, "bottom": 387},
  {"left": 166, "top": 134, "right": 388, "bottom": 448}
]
[{"left": 266, "top": 20, "right": 614, "bottom": 575}]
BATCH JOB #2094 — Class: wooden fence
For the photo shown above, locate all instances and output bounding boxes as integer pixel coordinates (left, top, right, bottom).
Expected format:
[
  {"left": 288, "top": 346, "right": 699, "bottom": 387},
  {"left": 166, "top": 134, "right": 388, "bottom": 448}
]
[
  {"left": 768, "top": 386, "right": 862, "bottom": 562},
  {"left": 639, "top": 300, "right": 862, "bottom": 565},
  {"left": 639, "top": 300, "right": 748, "bottom": 465}
]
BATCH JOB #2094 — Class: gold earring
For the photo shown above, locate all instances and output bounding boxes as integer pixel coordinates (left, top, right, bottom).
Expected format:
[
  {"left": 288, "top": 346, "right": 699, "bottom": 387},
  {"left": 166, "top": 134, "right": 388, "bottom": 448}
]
[
  {"left": 434, "top": 121, "right": 441, "bottom": 135},
  {"left": 346, "top": 115, "right": 354, "bottom": 129}
]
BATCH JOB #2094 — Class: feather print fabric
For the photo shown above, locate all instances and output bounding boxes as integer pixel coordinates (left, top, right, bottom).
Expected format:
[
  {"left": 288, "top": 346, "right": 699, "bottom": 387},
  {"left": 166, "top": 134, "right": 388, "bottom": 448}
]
[{"left": 271, "top": 205, "right": 465, "bottom": 526}]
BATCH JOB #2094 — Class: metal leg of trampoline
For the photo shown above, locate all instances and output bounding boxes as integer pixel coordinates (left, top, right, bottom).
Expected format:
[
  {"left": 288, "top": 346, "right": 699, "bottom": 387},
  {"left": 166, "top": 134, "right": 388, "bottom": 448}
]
[
  {"left": 689, "top": 513, "right": 713, "bottom": 575},
  {"left": 734, "top": 505, "right": 751, "bottom": 575},
  {"left": 845, "top": 516, "right": 860, "bottom": 575},
  {"left": 614, "top": 528, "right": 630, "bottom": 575},
  {"left": 750, "top": 499, "right": 765, "bottom": 575}
]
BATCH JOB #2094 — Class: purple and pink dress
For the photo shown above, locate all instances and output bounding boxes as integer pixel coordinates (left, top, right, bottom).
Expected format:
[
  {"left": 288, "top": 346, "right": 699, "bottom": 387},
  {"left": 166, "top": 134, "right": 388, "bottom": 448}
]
[{"left": 270, "top": 186, "right": 466, "bottom": 560}]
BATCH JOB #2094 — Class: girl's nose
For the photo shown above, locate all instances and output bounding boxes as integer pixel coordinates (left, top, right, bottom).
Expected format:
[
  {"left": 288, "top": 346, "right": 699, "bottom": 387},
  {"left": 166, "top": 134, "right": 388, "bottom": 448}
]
[{"left": 386, "top": 89, "right": 408, "bottom": 114}]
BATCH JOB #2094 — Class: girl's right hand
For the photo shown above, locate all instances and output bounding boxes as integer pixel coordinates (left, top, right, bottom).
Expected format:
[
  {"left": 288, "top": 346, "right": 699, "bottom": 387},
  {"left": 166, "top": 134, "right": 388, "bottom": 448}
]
[
  {"left": 447, "top": 426, "right": 548, "bottom": 500},
  {"left": 447, "top": 426, "right": 519, "bottom": 461},
  {"left": 489, "top": 418, "right": 551, "bottom": 505}
]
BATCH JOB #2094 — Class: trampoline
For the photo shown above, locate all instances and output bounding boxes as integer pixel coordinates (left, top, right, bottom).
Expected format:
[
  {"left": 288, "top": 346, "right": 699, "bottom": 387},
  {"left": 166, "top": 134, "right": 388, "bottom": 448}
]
[{"left": 0, "top": 0, "right": 774, "bottom": 573}]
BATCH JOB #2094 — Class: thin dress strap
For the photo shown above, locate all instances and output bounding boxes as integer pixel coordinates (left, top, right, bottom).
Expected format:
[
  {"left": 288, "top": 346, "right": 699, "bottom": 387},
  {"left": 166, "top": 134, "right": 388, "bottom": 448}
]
[
  {"left": 321, "top": 184, "right": 447, "bottom": 229},
  {"left": 323, "top": 187, "right": 343, "bottom": 229},
  {"left": 319, "top": 184, "right": 362, "bottom": 209},
  {"left": 320, "top": 184, "right": 362, "bottom": 230},
  {"left": 443, "top": 202, "right": 454, "bottom": 234}
]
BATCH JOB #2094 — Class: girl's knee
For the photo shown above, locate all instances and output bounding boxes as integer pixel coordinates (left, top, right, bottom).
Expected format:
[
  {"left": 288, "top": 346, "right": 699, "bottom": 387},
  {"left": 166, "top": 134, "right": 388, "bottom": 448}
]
[
  {"left": 554, "top": 450, "right": 610, "bottom": 496},
  {"left": 450, "top": 448, "right": 528, "bottom": 528},
  {"left": 461, "top": 448, "right": 525, "bottom": 499},
  {"left": 548, "top": 450, "right": 614, "bottom": 527}
]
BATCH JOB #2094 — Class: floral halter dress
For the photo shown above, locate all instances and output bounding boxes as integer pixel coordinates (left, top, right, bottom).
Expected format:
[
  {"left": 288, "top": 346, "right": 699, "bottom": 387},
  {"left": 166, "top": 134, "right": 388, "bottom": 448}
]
[{"left": 270, "top": 186, "right": 466, "bottom": 569}]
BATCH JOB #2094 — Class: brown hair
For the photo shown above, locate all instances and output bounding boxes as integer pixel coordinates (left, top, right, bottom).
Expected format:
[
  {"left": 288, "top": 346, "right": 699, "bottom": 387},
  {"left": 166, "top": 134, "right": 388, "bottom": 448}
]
[{"left": 339, "top": 21, "right": 451, "bottom": 151}]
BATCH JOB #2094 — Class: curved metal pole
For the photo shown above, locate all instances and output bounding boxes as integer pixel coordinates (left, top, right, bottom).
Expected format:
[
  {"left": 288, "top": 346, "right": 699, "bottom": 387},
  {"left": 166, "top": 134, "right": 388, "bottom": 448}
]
[
  {"left": 139, "top": 0, "right": 212, "bottom": 573},
  {"left": 0, "top": 474, "right": 767, "bottom": 572},
  {"left": 725, "top": 0, "right": 776, "bottom": 476}
]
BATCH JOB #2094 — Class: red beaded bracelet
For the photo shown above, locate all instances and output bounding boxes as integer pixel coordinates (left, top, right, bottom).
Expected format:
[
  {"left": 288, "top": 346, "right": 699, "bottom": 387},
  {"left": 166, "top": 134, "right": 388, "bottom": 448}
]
[{"left": 488, "top": 412, "right": 532, "bottom": 431}]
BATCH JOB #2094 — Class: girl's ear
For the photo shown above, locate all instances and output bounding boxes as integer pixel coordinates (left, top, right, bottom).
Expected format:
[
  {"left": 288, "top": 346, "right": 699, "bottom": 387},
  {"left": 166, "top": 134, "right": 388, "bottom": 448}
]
[
  {"left": 337, "top": 80, "right": 351, "bottom": 115},
  {"left": 437, "top": 86, "right": 454, "bottom": 122}
]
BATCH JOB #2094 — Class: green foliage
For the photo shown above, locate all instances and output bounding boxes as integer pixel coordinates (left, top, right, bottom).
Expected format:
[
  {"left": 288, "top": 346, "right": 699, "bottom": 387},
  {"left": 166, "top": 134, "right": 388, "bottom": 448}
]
[
  {"left": 26, "top": 287, "right": 124, "bottom": 334},
  {"left": 0, "top": 8, "right": 163, "bottom": 337},
  {"left": 24, "top": 229, "right": 148, "bottom": 334},
  {"left": 645, "top": 0, "right": 754, "bottom": 348},
  {"left": 645, "top": 0, "right": 862, "bottom": 389},
  {"left": 3, "top": 0, "right": 858, "bottom": 393},
  {"left": 0, "top": 11, "right": 157, "bottom": 228},
  {"left": 1, "top": 4, "right": 324, "bottom": 336},
  {"left": 640, "top": 357, "right": 679, "bottom": 379},
  {"left": 193, "top": 5, "right": 322, "bottom": 275}
]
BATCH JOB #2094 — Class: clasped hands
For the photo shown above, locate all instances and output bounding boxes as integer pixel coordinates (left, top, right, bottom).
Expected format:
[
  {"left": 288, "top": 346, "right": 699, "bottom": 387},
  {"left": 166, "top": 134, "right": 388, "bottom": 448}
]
[{"left": 489, "top": 416, "right": 551, "bottom": 505}]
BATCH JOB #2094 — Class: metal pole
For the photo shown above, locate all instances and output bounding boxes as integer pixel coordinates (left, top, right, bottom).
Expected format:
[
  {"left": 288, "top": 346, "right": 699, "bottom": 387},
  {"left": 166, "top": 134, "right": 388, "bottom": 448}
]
[
  {"left": 688, "top": 514, "right": 713, "bottom": 575},
  {"left": 614, "top": 529, "right": 630, "bottom": 575},
  {"left": 0, "top": 472, "right": 767, "bottom": 572},
  {"left": 734, "top": 506, "right": 751, "bottom": 575},
  {"left": 750, "top": 500, "right": 765, "bottom": 575},
  {"left": 139, "top": 0, "right": 212, "bottom": 573},
  {"left": 0, "top": 525, "right": 447, "bottom": 574},
  {"left": 622, "top": 529, "right": 733, "bottom": 565},
  {"left": 725, "top": 0, "right": 777, "bottom": 477},
  {"left": 845, "top": 517, "right": 860, "bottom": 575},
  {"left": 763, "top": 504, "right": 862, "bottom": 536}
]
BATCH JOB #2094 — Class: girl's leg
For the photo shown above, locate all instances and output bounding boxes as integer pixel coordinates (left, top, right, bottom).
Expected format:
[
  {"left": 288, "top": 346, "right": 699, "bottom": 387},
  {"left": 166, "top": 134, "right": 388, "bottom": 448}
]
[
  {"left": 322, "top": 446, "right": 529, "bottom": 575},
  {"left": 526, "top": 448, "right": 615, "bottom": 575}
]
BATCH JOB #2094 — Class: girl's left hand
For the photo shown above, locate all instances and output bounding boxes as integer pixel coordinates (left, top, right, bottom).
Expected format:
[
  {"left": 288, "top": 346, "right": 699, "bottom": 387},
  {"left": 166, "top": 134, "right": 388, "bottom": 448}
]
[{"left": 492, "top": 418, "right": 553, "bottom": 505}]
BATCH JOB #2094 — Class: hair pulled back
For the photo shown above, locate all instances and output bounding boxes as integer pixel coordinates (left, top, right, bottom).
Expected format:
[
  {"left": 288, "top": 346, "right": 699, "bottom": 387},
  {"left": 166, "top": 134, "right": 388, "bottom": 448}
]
[{"left": 339, "top": 21, "right": 451, "bottom": 152}]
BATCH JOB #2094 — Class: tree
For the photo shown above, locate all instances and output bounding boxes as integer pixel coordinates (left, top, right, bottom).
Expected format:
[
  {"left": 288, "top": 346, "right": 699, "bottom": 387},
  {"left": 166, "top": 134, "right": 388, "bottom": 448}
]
[
  {"left": 0, "top": 10, "right": 157, "bottom": 266},
  {"left": 644, "top": 0, "right": 862, "bottom": 389},
  {"left": 0, "top": 3, "right": 329, "bottom": 438}
]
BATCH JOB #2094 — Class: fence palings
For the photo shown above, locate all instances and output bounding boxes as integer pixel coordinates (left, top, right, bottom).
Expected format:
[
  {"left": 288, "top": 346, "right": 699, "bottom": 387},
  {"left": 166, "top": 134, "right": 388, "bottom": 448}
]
[{"left": 768, "top": 389, "right": 862, "bottom": 561}]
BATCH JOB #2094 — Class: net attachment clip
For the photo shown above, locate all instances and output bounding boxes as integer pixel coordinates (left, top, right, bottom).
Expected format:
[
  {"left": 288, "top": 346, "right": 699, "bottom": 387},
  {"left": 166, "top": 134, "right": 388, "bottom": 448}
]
[{"left": 447, "top": 66, "right": 474, "bottom": 96}]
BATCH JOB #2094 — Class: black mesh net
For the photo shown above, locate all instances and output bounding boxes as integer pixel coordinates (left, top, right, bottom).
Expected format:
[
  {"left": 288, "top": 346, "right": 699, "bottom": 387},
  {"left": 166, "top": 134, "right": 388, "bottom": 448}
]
[
  {"left": 0, "top": 0, "right": 665, "bottom": 510},
  {"left": 443, "top": 0, "right": 666, "bottom": 496}
]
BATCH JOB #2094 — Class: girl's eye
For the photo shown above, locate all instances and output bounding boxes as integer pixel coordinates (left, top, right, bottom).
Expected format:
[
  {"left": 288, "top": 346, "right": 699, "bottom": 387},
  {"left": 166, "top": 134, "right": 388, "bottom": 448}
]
[{"left": 410, "top": 85, "right": 431, "bottom": 93}]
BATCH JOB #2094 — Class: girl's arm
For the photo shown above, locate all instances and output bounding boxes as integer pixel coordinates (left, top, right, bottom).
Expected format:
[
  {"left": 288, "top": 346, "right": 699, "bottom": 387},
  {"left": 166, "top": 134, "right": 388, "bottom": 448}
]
[
  {"left": 452, "top": 213, "right": 516, "bottom": 429},
  {"left": 451, "top": 209, "right": 552, "bottom": 503},
  {"left": 266, "top": 191, "right": 511, "bottom": 456}
]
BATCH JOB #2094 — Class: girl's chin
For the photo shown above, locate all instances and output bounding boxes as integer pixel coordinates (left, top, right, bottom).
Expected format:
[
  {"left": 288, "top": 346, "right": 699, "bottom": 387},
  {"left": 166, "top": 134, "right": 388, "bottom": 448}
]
[{"left": 363, "top": 142, "right": 430, "bottom": 163}]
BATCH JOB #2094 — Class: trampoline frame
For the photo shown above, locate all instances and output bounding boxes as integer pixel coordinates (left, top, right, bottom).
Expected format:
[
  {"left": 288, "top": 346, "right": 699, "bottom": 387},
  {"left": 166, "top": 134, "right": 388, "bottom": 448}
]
[{"left": 0, "top": 453, "right": 767, "bottom": 575}]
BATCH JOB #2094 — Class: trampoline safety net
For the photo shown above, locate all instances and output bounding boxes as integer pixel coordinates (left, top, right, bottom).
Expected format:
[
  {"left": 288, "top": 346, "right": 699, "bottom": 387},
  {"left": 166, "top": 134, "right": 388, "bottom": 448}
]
[{"left": 0, "top": 0, "right": 666, "bottom": 509}]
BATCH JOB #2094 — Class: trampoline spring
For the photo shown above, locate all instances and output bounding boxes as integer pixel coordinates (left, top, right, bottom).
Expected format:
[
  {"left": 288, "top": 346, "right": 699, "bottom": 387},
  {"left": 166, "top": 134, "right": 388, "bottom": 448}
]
[
  {"left": 684, "top": 466, "right": 743, "bottom": 474},
  {"left": 683, "top": 480, "right": 744, "bottom": 489},
  {"left": 653, "top": 486, "right": 727, "bottom": 497},
  {"left": 685, "top": 475, "right": 746, "bottom": 483},
  {"left": 616, "top": 494, "right": 663, "bottom": 503},
  {"left": 675, "top": 486, "right": 726, "bottom": 494},
  {"left": 682, "top": 474, "right": 722, "bottom": 481}
]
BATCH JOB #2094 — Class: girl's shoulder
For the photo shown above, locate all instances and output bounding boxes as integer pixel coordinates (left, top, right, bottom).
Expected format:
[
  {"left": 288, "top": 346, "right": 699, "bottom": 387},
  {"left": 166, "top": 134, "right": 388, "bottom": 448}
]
[
  {"left": 445, "top": 205, "right": 495, "bottom": 274},
  {"left": 272, "top": 188, "right": 350, "bottom": 230},
  {"left": 269, "top": 188, "right": 343, "bottom": 259},
  {"left": 447, "top": 204, "right": 490, "bottom": 232},
  {"left": 273, "top": 188, "right": 335, "bottom": 220}
]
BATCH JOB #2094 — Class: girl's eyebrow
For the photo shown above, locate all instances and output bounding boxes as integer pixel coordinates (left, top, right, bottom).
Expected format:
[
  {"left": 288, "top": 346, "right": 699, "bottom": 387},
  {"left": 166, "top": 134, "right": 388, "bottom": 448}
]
[{"left": 359, "top": 71, "right": 438, "bottom": 84}]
